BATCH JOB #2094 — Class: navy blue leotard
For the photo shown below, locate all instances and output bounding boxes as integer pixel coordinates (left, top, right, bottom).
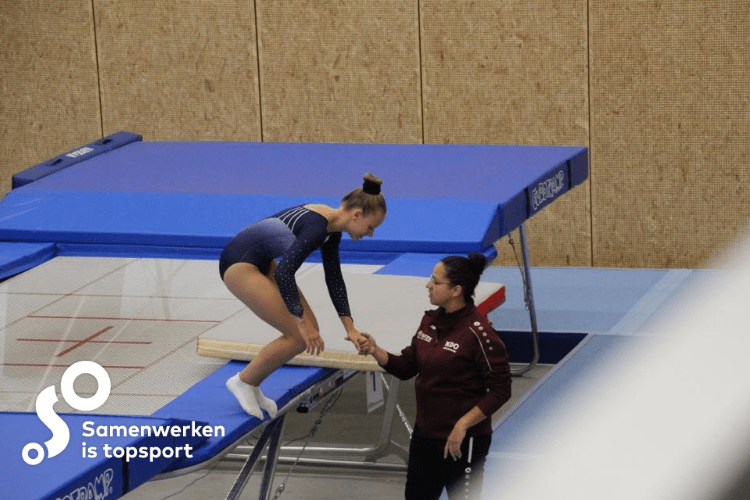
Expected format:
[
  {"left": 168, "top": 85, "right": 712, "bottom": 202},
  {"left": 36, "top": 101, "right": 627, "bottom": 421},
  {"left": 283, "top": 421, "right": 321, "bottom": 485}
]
[{"left": 219, "top": 206, "right": 351, "bottom": 319}]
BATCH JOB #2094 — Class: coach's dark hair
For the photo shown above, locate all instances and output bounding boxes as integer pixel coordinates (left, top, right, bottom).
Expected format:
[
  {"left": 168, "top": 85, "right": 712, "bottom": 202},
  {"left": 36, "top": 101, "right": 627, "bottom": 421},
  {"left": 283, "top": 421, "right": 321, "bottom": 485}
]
[
  {"left": 441, "top": 252, "right": 487, "bottom": 304},
  {"left": 342, "top": 173, "right": 387, "bottom": 216}
]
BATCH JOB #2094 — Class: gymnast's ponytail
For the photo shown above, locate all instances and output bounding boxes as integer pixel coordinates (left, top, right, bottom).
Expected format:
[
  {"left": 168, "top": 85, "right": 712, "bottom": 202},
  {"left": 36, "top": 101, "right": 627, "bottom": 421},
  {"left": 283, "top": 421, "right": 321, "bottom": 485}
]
[
  {"left": 441, "top": 252, "right": 488, "bottom": 304},
  {"left": 342, "top": 173, "right": 387, "bottom": 216}
]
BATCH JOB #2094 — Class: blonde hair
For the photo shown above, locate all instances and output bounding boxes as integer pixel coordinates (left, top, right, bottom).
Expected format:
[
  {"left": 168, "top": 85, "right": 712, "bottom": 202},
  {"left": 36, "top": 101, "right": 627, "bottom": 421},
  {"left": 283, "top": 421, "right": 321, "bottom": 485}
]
[{"left": 341, "top": 173, "right": 387, "bottom": 216}]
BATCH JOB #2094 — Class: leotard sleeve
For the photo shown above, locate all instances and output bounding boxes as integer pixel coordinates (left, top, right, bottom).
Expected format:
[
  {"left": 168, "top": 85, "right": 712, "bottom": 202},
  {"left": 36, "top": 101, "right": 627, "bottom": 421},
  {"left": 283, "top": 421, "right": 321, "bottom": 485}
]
[
  {"left": 274, "top": 220, "right": 330, "bottom": 318},
  {"left": 320, "top": 232, "right": 351, "bottom": 317}
]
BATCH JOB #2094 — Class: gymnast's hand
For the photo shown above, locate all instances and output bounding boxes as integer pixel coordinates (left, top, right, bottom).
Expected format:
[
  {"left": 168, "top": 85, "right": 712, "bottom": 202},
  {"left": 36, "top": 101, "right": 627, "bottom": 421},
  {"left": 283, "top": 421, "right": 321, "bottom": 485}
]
[
  {"left": 298, "top": 317, "right": 324, "bottom": 356},
  {"left": 346, "top": 328, "right": 369, "bottom": 354}
]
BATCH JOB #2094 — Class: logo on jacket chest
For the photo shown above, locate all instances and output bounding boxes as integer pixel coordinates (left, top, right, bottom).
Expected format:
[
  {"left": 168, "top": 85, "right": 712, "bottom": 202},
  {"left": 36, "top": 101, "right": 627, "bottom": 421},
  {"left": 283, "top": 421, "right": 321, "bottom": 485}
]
[
  {"left": 418, "top": 326, "right": 460, "bottom": 353},
  {"left": 443, "top": 341, "right": 459, "bottom": 353},
  {"left": 416, "top": 330, "right": 433, "bottom": 343}
]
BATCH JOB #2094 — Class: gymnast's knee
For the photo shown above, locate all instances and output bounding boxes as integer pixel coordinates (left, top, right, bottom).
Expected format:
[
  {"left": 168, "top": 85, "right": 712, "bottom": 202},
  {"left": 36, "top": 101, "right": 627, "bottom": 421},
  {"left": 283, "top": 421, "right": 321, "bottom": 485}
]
[
  {"left": 279, "top": 328, "right": 307, "bottom": 353},
  {"left": 286, "top": 336, "right": 307, "bottom": 356}
]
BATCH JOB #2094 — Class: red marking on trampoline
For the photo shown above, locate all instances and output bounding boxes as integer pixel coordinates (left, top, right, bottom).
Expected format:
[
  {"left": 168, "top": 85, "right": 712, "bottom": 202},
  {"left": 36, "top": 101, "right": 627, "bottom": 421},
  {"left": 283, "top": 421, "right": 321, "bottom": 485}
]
[{"left": 55, "top": 325, "right": 114, "bottom": 357}]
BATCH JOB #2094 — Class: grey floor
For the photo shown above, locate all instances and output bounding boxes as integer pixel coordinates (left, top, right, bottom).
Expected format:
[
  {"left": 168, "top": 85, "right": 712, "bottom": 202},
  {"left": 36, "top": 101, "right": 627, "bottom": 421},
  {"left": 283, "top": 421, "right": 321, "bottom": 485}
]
[{"left": 121, "top": 364, "right": 552, "bottom": 500}]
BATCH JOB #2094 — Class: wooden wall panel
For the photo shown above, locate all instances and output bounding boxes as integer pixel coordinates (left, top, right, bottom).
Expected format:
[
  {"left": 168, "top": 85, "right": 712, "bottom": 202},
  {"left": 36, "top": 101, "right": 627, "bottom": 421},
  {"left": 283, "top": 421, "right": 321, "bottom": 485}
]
[
  {"left": 420, "top": 0, "right": 591, "bottom": 267},
  {"left": 0, "top": 0, "right": 101, "bottom": 193},
  {"left": 590, "top": 0, "right": 750, "bottom": 268},
  {"left": 94, "top": 0, "right": 261, "bottom": 141},
  {"left": 256, "top": 0, "right": 422, "bottom": 143}
]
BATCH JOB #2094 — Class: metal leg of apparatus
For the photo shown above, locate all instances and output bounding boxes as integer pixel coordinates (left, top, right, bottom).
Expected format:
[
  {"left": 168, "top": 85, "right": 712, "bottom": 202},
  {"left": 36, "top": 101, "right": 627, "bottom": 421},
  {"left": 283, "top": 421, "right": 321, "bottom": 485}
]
[
  {"left": 258, "top": 414, "right": 286, "bottom": 500},
  {"left": 364, "top": 375, "right": 403, "bottom": 462},
  {"left": 512, "top": 222, "right": 540, "bottom": 376},
  {"left": 381, "top": 373, "right": 412, "bottom": 437},
  {"left": 225, "top": 414, "right": 286, "bottom": 500},
  {"left": 231, "top": 373, "right": 409, "bottom": 471},
  {"left": 272, "top": 373, "right": 407, "bottom": 465}
]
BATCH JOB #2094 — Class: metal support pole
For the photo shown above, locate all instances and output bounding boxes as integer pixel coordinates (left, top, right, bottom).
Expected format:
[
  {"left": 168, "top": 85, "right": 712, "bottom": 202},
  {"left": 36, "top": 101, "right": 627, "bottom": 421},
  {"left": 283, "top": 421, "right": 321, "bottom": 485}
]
[
  {"left": 381, "top": 372, "right": 412, "bottom": 437},
  {"left": 512, "top": 223, "right": 540, "bottom": 376},
  {"left": 224, "top": 415, "right": 286, "bottom": 500},
  {"left": 364, "top": 375, "right": 401, "bottom": 462},
  {"left": 258, "top": 414, "right": 286, "bottom": 500}
]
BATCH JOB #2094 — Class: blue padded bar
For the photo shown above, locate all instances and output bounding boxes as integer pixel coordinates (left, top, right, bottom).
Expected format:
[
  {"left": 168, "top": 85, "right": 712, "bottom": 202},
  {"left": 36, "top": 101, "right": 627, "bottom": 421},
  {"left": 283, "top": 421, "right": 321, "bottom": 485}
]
[
  {"left": 152, "top": 361, "right": 336, "bottom": 471},
  {"left": 2, "top": 412, "right": 209, "bottom": 499},
  {"left": 11, "top": 131, "right": 142, "bottom": 189}
]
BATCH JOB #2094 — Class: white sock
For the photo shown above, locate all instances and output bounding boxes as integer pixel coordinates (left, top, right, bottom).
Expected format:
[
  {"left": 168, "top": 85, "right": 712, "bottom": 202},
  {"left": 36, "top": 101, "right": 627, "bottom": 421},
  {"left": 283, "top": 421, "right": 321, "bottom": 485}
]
[
  {"left": 226, "top": 373, "right": 264, "bottom": 419},
  {"left": 253, "top": 385, "right": 278, "bottom": 418}
]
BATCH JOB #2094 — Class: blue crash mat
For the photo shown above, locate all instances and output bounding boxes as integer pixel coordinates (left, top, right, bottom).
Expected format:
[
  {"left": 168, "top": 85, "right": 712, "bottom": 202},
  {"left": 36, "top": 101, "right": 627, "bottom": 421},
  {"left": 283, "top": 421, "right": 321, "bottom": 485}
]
[{"left": 2, "top": 136, "right": 588, "bottom": 256}]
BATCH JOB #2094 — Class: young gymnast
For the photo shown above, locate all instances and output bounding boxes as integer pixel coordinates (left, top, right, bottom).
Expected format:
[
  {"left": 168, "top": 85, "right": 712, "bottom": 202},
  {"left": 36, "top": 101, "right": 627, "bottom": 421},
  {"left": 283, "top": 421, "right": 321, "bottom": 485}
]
[{"left": 219, "top": 173, "right": 386, "bottom": 418}]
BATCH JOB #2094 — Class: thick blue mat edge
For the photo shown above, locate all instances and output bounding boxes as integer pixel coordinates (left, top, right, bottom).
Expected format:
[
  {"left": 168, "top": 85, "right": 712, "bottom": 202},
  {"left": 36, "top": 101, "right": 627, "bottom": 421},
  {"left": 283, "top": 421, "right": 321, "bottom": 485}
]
[
  {"left": 0, "top": 242, "right": 57, "bottom": 280},
  {"left": 151, "top": 361, "right": 336, "bottom": 471},
  {"left": 11, "top": 131, "right": 142, "bottom": 189}
]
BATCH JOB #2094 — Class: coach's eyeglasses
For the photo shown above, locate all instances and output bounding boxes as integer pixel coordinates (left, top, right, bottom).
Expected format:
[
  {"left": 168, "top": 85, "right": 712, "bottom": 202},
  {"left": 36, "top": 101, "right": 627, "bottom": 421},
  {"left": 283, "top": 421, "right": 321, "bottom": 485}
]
[{"left": 429, "top": 276, "right": 453, "bottom": 286}]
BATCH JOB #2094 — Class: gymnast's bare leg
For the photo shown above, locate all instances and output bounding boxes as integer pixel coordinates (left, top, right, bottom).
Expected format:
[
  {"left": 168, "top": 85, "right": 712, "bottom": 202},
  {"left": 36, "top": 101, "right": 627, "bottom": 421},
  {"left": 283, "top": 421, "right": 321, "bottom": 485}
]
[{"left": 222, "top": 260, "right": 319, "bottom": 418}]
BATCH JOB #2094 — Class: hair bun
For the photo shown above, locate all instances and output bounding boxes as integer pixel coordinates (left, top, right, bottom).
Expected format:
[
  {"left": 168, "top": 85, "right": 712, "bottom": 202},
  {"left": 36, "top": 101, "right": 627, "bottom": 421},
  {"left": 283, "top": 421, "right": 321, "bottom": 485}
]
[
  {"left": 362, "top": 173, "right": 383, "bottom": 195},
  {"left": 467, "top": 252, "right": 487, "bottom": 277}
]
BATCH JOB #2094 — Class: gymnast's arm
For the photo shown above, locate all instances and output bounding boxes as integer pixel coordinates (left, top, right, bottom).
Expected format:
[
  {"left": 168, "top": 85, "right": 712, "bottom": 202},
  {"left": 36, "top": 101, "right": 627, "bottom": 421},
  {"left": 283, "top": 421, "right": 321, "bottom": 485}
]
[
  {"left": 320, "top": 232, "right": 352, "bottom": 319},
  {"left": 320, "top": 233, "right": 368, "bottom": 350},
  {"left": 274, "top": 224, "right": 330, "bottom": 354},
  {"left": 275, "top": 224, "right": 329, "bottom": 318}
]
